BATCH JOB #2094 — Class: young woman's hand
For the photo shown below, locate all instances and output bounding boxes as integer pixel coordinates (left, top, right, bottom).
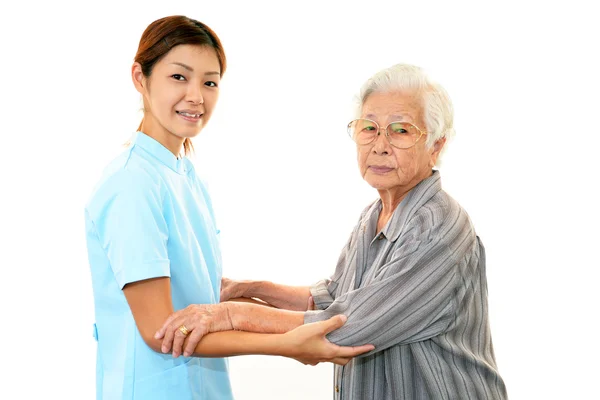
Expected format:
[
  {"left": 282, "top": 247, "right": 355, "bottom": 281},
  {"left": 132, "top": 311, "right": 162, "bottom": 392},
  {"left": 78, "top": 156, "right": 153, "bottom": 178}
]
[
  {"left": 283, "top": 315, "right": 375, "bottom": 366},
  {"left": 154, "top": 303, "right": 233, "bottom": 357}
]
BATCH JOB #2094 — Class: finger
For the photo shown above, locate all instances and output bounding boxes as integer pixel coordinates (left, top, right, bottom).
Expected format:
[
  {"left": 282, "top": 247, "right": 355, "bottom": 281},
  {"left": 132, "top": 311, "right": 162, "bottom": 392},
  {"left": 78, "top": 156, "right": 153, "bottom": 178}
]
[
  {"left": 297, "top": 359, "right": 317, "bottom": 366},
  {"left": 182, "top": 327, "right": 206, "bottom": 357},
  {"left": 333, "top": 344, "right": 375, "bottom": 358},
  {"left": 161, "top": 316, "right": 186, "bottom": 353},
  {"left": 220, "top": 278, "right": 229, "bottom": 301},
  {"left": 322, "top": 315, "right": 348, "bottom": 335},
  {"left": 307, "top": 296, "right": 314, "bottom": 311},
  {"left": 171, "top": 325, "right": 188, "bottom": 358},
  {"left": 331, "top": 357, "right": 351, "bottom": 366},
  {"left": 155, "top": 312, "right": 179, "bottom": 339}
]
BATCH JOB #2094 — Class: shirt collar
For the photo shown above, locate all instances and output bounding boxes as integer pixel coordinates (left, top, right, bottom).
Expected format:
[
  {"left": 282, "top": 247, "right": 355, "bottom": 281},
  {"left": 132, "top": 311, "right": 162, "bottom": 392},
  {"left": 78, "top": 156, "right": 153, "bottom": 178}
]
[
  {"left": 132, "top": 131, "right": 186, "bottom": 174},
  {"left": 366, "top": 170, "right": 443, "bottom": 243}
]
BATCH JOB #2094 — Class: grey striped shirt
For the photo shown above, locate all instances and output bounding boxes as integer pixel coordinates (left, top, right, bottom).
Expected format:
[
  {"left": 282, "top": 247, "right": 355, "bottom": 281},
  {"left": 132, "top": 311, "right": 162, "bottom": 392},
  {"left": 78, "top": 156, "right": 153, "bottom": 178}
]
[{"left": 304, "top": 171, "right": 507, "bottom": 400}]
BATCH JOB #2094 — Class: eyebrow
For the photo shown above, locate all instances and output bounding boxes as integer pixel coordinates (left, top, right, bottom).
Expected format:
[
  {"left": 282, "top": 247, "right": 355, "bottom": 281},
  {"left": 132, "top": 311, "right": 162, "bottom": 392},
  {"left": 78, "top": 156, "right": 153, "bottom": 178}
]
[
  {"left": 170, "top": 62, "right": 220, "bottom": 76},
  {"left": 365, "top": 113, "right": 406, "bottom": 121}
]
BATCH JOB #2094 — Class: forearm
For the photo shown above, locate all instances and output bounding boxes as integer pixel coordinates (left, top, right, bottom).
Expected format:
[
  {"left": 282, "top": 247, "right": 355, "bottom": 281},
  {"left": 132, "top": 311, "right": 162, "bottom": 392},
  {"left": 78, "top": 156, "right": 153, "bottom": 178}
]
[
  {"left": 227, "top": 297, "right": 274, "bottom": 307},
  {"left": 189, "top": 330, "right": 289, "bottom": 358},
  {"left": 226, "top": 301, "right": 304, "bottom": 333},
  {"left": 244, "top": 281, "right": 311, "bottom": 311}
]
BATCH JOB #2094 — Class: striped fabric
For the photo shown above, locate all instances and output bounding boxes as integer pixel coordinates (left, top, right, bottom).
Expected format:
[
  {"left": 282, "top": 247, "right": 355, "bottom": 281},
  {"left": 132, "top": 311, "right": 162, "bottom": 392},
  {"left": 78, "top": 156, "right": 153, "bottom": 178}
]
[{"left": 304, "top": 171, "right": 507, "bottom": 399}]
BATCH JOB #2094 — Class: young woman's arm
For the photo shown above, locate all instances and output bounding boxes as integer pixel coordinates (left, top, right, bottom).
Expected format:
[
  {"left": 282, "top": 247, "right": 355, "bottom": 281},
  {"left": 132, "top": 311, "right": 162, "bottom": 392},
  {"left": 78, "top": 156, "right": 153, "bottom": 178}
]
[{"left": 124, "top": 276, "right": 373, "bottom": 364}]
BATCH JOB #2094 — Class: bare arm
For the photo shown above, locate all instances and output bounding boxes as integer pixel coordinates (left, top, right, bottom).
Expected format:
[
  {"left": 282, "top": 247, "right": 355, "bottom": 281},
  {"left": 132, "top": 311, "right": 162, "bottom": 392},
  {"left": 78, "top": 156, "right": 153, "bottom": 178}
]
[
  {"left": 221, "top": 278, "right": 311, "bottom": 311},
  {"left": 124, "top": 276, "right": 373, "bottom": 363},
  {"left": 227, "top": 297, "right": 274, "bottom": 307}
]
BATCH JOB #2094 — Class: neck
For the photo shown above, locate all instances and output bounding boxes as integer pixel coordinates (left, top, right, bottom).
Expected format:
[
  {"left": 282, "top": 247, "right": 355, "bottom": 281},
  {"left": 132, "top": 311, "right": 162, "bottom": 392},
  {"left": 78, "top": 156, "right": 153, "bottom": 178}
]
[
  {"left": 377, "top": 169, "right": 433, "bottom": 216},
  {"left": 378, "top": 190, "right": 406, "bottom": 217},
  {"left": 139, "top": 116, "right": 185, "bottom": 157}
]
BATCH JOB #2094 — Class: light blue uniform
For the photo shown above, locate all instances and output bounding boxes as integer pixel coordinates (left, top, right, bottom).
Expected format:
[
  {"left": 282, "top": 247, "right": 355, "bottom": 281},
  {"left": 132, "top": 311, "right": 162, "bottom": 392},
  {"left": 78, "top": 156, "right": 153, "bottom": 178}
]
[{"left": 84, "top": 132, "right": 234, "bottom": 399}]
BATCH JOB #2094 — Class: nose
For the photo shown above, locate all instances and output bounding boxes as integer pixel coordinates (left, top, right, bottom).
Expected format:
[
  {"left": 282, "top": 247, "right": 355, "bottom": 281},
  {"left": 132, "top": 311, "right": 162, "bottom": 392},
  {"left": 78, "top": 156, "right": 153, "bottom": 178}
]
[
  {"left": 187, "top": 84, "right": 204, "bottom": 105},
  {"left": 372, "top": 127, "right": 391, "bottom": 155}
]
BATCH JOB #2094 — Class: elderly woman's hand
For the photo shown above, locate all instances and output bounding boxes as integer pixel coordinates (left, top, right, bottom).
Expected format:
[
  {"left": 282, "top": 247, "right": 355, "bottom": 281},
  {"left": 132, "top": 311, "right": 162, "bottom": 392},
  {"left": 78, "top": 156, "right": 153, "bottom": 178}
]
[
  {"left": 154, "top": 303, "right": 233, "bottom": 358},
  {"left": 284, "top": 315, "right": 375, "bottom": 366},
  {"left": 220, "top": 277, "right": 250, "bottom": 302}
]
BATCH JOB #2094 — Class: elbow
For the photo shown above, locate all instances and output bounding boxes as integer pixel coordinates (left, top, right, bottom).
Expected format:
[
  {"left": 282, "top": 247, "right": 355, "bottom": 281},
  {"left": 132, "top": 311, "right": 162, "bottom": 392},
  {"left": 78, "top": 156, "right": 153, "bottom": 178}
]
[
  {"left": 139, "top": 329, "right": 165, "bottom": 354},
  {"left": 145, "top": 338, "right": 164, "bottom": 354}
]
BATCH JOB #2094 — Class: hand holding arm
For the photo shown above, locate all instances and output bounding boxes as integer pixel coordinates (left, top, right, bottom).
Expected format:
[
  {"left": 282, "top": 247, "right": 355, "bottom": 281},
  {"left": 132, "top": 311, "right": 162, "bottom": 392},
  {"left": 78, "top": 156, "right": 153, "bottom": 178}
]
[
  {"left": 283, "top": 315, "right": 374, "bottom": 366},
  {"left": 124, "top": 276, "right": 373, "bottom": 365},
  {"left": 185, "top": 315, "right": 374, "bottom": 366}
]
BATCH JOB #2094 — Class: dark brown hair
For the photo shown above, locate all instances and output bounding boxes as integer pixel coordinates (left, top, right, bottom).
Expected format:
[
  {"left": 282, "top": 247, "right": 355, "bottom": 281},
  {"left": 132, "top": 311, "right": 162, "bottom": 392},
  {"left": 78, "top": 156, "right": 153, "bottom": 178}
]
[{"left": 134, "top": 15, "right": 227, "bottom": 155}]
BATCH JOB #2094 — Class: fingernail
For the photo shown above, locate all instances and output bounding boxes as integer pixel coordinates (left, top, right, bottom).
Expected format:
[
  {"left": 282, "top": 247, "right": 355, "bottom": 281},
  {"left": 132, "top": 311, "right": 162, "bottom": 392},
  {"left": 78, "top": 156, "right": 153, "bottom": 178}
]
[
  {"left": 161, "top": 346, "right": 167, "bottom": 353},
  {"left": 154, "top": 332, "right": 160, "bottom": 339},
  {"left": 339, "top": 315, "right": 347, "bottom": 323},
  {"left": 183, "top": 351, "right": 190, "bottom": 357}
]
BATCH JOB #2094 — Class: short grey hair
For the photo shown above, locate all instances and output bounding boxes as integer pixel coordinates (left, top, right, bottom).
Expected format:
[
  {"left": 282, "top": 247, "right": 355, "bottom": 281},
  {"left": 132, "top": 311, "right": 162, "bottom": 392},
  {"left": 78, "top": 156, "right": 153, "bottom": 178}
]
[{"left": 354, "top": 64, "right": 455, "bottom": 149}]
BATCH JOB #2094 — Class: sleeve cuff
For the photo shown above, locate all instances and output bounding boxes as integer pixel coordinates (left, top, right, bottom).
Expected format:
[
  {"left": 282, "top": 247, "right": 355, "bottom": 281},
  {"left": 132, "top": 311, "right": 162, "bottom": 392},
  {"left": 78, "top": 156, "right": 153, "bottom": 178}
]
[
  {"left": 309, "top": 279, "right": 335, "bottom": 310},
  {"left": 115, "top": 260, "right": 171, "bottom": 289},
  {"left": 304, "top": 309, "right": 328, "bottom": 324}
]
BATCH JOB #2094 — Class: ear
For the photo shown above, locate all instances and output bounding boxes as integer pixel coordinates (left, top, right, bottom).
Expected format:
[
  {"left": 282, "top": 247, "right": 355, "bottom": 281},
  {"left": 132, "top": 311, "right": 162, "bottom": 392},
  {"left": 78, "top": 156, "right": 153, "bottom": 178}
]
[
  {"left": 429, "top": 137, "right": 446, "bottom": 167},
  {"left": 131, "top": 62, "right": 146, "bottom": 95}
]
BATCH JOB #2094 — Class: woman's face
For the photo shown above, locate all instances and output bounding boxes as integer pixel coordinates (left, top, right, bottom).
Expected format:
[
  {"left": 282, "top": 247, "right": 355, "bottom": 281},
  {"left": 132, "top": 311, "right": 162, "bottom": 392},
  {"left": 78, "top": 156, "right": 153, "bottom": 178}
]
[
  {"left": 357, "top": 91, "right": 444, "bottom": 193},
  {"left": 133, "top": 44, "right": 221, "bottom": 145}
]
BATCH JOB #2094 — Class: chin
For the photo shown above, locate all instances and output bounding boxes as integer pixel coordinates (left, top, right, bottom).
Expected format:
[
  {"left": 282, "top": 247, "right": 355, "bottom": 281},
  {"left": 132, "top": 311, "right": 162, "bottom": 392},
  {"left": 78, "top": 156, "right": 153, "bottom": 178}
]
[
  {"left": 174, "top": 125, "right": 203, "bottom": 139},
  {"left": 365, "top": 178, "right": 395, "bottom": 190}
]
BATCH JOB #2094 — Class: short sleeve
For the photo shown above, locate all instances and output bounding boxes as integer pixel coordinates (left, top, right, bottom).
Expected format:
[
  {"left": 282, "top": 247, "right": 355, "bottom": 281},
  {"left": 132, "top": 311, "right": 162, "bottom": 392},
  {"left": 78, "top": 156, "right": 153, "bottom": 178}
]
[{"left": 87, "top": 168, "right": 170, "bottom": 289}]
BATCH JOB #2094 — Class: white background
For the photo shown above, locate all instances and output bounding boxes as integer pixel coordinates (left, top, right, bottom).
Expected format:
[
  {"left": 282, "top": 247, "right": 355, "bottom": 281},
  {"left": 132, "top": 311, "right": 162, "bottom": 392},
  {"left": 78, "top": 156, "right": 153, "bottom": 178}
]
[{"left": 1, "top": 0, "right": 598, "bottom": 399}]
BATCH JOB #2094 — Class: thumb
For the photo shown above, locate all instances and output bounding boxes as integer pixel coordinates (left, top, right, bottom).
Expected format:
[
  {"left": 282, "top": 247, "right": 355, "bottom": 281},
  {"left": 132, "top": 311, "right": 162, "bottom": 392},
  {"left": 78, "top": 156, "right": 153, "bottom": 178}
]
[
  {"left": 154, "top": 325, "right": 166, "bottom": 339},
  {"left": 322, "top": 315, "right": 348, "bottom": 335},
  {"left": 154, "top": 315, "right": 174, "bottom": 339}
]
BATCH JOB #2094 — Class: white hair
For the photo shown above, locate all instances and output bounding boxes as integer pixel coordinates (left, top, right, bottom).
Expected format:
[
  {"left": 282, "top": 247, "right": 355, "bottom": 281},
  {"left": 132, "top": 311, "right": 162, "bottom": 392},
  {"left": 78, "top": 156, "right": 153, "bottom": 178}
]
[{"left": 354, "top": 64, "right": 455, "bottom": 150}]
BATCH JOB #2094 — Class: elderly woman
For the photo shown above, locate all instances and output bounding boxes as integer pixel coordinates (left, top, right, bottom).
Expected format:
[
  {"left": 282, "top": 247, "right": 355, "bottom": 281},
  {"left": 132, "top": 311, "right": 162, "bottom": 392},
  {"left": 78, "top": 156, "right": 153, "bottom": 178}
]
[{"left": 157, "top": 64, "right": 507, "bottom": 399}]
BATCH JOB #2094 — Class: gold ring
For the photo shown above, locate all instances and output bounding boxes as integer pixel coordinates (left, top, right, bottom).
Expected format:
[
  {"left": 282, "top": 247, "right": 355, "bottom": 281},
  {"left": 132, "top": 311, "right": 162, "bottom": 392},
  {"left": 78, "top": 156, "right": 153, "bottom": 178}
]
[{"left": 178, "top": 325, "right": 189, "bottom": 336}]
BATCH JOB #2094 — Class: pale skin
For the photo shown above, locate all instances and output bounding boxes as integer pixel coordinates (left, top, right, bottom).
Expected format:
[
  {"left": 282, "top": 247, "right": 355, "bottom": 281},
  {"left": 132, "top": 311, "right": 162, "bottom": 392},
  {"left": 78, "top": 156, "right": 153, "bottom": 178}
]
[
  {"left": 160, "top": 90, "right": 447, "bottom": 356},
  {"left": 357, "top": 91, "right": 445, "bottom": 230},
  {"left": 125, "top": 43, "right": 374, "bottom": 365}
]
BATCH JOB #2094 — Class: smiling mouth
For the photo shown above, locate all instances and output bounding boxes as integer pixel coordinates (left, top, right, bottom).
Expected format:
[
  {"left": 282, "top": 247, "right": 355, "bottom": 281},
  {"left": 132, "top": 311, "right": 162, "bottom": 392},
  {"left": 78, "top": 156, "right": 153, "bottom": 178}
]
[{"left": 176, "top": 111, "right": 203, "bottom": 118}]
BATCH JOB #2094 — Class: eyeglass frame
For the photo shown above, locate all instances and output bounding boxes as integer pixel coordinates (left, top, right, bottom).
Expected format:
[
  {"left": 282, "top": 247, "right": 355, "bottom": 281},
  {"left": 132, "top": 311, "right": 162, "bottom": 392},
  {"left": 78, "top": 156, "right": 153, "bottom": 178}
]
[{"left": 346, "top": 118, "right": 427, "bottom": 149}]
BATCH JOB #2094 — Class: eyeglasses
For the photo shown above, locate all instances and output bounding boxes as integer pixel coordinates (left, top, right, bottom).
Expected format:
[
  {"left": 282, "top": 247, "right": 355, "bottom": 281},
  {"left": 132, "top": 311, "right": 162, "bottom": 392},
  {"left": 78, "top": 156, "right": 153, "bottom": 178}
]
[{"left": 347, "top": 118, "right": 426, "bottom": 149}]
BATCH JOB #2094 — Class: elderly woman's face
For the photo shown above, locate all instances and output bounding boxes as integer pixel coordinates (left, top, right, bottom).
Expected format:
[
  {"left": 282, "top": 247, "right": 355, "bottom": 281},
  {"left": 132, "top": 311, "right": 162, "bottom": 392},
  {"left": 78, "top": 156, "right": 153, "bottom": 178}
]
[{"left": 357, "top": 91, "right": 444, "bottom": 192}]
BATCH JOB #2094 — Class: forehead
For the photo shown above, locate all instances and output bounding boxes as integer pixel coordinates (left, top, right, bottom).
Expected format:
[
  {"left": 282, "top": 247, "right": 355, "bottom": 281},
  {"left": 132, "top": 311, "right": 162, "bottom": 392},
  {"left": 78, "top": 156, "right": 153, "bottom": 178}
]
[
  {"left": 361, "top": 91, "right": 423, "bottom": 122},
  {"left": 159, "top": 44, "right": 221, "bottom": 72}
]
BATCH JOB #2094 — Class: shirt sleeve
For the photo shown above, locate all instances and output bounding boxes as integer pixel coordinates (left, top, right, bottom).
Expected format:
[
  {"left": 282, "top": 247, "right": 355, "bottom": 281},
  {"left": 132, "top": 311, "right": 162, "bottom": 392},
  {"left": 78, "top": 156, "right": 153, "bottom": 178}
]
[
  {"left": 304, "top": 205, "right": 478, "bottom": 354},
  {"left": 309, "top": 204, "right": 373, "bottom": 310},
  {"left": 87, "top": 167, "right": 170, "bottom": 289}
]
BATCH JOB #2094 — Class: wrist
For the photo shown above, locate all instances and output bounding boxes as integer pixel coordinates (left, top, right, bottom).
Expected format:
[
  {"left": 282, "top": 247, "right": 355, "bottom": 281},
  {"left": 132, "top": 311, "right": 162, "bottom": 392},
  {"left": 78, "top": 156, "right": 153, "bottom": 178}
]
[
  {"left": 223, "top": 302, "right": 250, "bottom": 331},
  {"left": 274, "top": 331, "right": 295, "bottom": 358},
  {"left": 243, "top": 280, "right": 264, "bottom": 298},
  {"left": 220, "top": 302, "right": 235, "bottom": 331}
]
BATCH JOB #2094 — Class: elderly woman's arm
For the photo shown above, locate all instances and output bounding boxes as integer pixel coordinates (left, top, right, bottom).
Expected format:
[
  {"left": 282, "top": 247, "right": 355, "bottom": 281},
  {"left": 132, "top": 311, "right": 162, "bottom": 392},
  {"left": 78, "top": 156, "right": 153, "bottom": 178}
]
[
  {"left": 221, "top": 278, "right": 312, "bottom": 311},
  {"left": 305, "top": 207, "right": 479, "bottom": 355},
  {"left": 220, "top": 214, "right": 365, "bottom": 311}
]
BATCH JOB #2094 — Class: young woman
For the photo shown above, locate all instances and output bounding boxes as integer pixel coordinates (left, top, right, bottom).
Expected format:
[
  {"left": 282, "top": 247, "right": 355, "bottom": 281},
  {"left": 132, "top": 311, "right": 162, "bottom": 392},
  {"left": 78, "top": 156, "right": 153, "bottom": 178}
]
[{"left": 84, "top": 15, "right": 373, "bottom": 400}]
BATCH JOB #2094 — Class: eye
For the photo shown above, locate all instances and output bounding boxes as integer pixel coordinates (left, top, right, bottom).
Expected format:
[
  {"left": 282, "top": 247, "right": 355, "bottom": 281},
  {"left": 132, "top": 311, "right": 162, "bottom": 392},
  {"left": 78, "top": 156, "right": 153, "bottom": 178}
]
[
  {"left": 389, "top": 122, "right": 410, "bottom": 135},
  {"left": 205, "top": 81, "right": 218, "bottom": 87},
  {"left": 364, "top": 125, "right": 376, "bottom": 131},
  {"left": 171, "top": 74, "right": 186, "bottom": 81}
]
